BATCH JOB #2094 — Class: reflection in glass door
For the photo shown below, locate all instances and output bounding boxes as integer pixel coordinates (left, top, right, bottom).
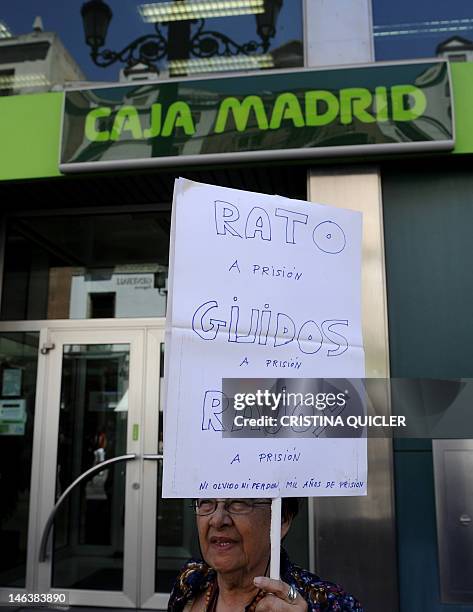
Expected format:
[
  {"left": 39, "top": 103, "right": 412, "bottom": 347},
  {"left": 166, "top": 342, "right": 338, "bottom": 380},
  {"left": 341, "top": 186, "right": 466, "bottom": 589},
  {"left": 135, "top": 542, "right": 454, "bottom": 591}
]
[
  {"left": 53, "top": 344, "right": 130, "bottom": 591},
  {"left": 4, "top": 321, "right": 309, "bottom": 607}
]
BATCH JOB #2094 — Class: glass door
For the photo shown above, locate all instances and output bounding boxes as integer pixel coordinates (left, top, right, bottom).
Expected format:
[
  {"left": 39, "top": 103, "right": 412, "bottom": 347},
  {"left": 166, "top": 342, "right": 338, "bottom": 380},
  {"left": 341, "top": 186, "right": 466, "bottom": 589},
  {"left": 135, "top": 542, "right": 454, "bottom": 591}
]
[
  {"left": 0, "top": 331, "right": 40, "bottom": 590},
  {"left": 6, "top": 321, "right": 308, "bottom": 608},
  {"left": 36, "top": 326, "right": 155, "bottom": 607},
  {"left": 140, "top": 329, "right": 199, "bottom": 610}
]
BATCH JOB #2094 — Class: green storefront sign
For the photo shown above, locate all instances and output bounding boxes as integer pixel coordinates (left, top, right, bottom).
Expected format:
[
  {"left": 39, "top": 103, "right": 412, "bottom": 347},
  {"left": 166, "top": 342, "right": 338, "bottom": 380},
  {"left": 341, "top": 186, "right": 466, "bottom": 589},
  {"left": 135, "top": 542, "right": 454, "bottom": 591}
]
[{"left": 60, "top": 61, "right": 453, "bottom": 172}]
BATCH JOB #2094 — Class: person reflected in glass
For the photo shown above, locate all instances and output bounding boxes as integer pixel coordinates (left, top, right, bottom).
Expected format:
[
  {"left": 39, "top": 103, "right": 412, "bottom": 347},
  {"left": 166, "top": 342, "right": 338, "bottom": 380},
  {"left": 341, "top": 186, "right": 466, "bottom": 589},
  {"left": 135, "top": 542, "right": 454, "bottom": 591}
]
[{"left": 167, "top": 497, "right": 363, "bottom": 611}]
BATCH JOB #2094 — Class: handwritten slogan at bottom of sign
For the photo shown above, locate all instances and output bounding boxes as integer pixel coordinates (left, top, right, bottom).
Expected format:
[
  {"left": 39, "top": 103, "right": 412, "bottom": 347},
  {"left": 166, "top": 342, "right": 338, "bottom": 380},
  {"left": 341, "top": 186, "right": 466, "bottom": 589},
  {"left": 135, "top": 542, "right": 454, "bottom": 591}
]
[{"left": 163, "top": 179, "right": 366, "bottom": 498}]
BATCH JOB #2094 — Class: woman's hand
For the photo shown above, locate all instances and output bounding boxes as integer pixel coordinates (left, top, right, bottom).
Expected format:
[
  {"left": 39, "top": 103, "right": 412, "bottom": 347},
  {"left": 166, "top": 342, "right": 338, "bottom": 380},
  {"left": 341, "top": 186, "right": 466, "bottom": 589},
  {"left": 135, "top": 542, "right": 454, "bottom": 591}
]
[{"left": 253, "top": 577, "right": 308, "bottom": 611}]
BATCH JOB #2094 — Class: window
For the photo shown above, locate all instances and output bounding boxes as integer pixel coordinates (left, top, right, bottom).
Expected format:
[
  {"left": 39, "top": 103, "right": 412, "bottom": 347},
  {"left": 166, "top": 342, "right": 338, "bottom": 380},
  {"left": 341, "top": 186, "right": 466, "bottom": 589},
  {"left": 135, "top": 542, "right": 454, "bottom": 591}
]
[
  {"left": 0, "top": 0, "right": 303, "bottom": 94},
  {"left": 88, "top": 293, "right": 116, "bottom": 318},
  {"left": 1, "top": 212, "right": 170, "bottom": 320},
  {"left": 0, "top": 69, "right": 15, "bottom": 96},
  {"left": 373, "top": 0, "right": 473, "bottom": 61}
]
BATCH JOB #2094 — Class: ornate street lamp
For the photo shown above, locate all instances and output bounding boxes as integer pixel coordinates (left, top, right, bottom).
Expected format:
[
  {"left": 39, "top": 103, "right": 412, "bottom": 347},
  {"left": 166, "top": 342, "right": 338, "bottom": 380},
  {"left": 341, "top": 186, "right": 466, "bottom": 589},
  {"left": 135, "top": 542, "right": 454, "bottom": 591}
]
[
  {"left": 81, "top": 0, "right": 112, "bottom": 50},
  {"left": 81, "top": 0, "right": 283, "bottom": 74},
  {"left": 256, "top": 0, "right": 282, "bottom": 49}
]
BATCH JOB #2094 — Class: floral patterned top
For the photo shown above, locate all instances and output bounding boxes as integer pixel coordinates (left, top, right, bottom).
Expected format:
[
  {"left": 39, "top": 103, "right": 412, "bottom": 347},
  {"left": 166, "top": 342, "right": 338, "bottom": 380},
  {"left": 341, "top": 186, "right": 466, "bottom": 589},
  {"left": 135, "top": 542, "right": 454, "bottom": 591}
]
[{"left": 167, "top": 549, "right": 364, "bottom": 611}]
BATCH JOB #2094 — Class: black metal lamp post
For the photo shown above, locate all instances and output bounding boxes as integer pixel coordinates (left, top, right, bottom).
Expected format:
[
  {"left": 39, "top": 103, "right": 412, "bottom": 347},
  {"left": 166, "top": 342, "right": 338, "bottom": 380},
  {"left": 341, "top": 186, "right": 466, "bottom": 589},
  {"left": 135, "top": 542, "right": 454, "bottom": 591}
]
[
  {"left": 256, "top": 0, "right": 283, "bottom": 51},
  {"left": 81, "top": 0, "right": 112, "bottom": 49},
  {"left": 81, "top": 0, "right": 283, "bottom": 74}
]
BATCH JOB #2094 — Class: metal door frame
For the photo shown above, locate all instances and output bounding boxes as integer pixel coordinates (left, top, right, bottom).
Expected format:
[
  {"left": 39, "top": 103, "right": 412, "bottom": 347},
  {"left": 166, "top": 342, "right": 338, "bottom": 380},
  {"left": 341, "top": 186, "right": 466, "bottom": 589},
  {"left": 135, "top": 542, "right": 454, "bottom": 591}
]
[
  {"left": 308, "top": 168, "right": 396, "bottom": 610},
  {"left": 37, "top": 326, "right": 146, "bottom": 607},
  {"left": 0, "top": 318, "right": 166, "bottom": 608},
  {"left": 0, "top": 316, "right": 315, "bottom": 609}
]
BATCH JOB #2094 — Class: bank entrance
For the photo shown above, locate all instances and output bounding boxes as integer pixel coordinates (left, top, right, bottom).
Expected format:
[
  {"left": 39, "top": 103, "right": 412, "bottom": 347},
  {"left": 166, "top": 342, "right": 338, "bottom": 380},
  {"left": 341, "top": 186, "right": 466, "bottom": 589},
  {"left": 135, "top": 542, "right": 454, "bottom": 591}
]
[
  {"left": 0, "top": 319, "right": 200, "bottom": 608},
  {"left": 0, "top": 167, "right": 310, "bottom": 609}
]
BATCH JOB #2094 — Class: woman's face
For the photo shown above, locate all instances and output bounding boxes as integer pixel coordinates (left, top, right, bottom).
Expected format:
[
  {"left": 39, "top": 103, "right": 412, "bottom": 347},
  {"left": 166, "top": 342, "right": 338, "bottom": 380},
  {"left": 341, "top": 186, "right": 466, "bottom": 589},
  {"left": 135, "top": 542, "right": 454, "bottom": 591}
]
[{"left": 196, "top": 498, "right": 290, "bottom": 579}]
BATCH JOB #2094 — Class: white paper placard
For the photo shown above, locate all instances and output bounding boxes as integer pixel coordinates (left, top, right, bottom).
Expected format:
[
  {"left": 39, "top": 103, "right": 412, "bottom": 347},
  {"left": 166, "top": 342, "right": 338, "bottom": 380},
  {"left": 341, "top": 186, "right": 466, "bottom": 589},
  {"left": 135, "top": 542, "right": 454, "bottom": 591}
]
[{"left": 163, "top": 179, "right": 366, "bottom": 498}]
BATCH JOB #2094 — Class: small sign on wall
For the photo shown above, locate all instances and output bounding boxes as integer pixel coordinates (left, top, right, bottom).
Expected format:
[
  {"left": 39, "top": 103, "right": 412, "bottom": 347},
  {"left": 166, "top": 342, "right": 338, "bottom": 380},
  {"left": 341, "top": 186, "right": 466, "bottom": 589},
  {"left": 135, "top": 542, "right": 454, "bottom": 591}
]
[
  {"left": 0, "top": 398, "right": 27, "bottom": 436},
  {"left": 2, "top": 368, "right": 22, "bottom": 396}
]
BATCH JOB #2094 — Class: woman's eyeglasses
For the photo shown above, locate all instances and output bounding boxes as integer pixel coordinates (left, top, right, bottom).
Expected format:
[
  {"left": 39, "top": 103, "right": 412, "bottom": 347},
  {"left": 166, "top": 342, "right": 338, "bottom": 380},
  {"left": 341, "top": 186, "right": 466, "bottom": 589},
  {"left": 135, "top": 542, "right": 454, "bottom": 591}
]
[{"left": 192, "top": 498, "right": 272, "bottom": 516}]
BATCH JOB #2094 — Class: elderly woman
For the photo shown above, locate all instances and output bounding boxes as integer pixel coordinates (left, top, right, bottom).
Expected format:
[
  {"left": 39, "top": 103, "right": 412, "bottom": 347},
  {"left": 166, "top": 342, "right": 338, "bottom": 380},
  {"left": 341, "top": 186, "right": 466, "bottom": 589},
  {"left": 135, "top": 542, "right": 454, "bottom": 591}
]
[{"left": 167, "top": 498, "right": 363, "bottom": 611}]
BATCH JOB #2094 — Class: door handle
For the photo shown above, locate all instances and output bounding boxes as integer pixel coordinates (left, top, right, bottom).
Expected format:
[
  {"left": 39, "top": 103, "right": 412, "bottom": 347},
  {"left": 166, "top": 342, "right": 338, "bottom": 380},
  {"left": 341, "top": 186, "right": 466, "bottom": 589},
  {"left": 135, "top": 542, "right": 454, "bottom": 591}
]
[
  {"left": 143, "top": 454, "right": 163, "bottom": 461},
  {"left": 39, "top": 454, "right": 136, "bottom": 562}
]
